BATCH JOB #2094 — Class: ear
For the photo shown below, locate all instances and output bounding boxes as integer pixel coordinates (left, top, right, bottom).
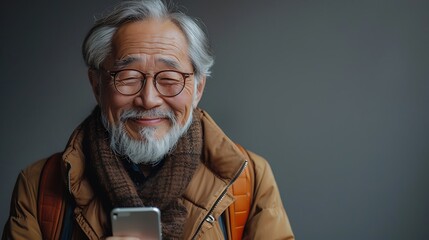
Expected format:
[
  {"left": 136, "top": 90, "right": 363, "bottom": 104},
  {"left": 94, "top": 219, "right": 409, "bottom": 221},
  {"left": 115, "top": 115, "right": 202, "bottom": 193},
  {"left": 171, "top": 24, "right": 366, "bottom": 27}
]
[
  {"left": 88, "top": 68, "right": 101, "bottom": 104},
  {"left": 193, "top": 76, "right": 206, "bottom": 108}
]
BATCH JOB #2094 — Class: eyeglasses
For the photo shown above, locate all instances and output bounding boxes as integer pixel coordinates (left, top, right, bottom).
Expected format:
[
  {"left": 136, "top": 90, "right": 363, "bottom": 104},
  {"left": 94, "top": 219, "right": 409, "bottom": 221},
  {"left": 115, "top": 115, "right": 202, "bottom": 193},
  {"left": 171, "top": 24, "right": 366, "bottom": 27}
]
[{"left": 107, "top": 69, "right": 194, "bottom": 97}]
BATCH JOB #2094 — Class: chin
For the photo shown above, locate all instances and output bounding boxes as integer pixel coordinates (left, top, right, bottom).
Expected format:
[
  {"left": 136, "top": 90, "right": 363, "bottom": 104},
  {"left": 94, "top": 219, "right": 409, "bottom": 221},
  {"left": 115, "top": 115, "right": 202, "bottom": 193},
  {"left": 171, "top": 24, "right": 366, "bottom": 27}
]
[{"left": 133, "top": 127, "right": 170, "bottom": 142}]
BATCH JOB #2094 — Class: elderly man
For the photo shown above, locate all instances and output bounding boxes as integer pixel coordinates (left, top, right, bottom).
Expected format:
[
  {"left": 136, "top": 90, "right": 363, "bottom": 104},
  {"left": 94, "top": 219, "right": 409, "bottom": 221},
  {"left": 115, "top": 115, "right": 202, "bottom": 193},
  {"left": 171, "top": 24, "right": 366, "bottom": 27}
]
[{"left": 2, "top": 0, "right": 294, "bottom": 239}]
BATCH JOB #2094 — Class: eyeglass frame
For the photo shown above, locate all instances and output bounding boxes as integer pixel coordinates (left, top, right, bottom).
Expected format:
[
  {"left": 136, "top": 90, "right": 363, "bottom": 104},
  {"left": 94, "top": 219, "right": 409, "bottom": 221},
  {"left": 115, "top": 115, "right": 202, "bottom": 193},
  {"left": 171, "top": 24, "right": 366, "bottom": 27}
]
[{"left": 105, "top": 69, "right": 194, "bottom": 97}]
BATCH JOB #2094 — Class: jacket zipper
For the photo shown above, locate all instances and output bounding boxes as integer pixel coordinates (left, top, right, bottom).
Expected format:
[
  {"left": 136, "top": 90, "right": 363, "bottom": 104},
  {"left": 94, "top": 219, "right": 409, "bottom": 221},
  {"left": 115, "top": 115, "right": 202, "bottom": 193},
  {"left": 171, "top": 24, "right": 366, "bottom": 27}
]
[
  {"left": 191, "top": 160, "right": 248, "bottom": 240},
  {"left": 66, "top": 161, "right": 72, "bottom": 194}
]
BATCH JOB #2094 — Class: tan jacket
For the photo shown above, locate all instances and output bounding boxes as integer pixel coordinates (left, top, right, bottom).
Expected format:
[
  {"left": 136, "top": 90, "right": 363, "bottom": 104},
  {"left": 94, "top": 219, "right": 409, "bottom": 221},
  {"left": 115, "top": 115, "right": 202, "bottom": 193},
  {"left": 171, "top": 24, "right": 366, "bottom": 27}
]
[{"left": 3, "top": 109, "right": 294, "bottom": 239}]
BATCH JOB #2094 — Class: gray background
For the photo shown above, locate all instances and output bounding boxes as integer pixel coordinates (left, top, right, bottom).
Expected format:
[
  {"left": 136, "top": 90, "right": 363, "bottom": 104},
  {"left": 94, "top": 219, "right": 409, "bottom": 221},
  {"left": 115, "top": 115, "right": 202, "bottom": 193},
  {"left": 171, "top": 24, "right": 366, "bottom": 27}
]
[{"left": 1, "top": 0, "right": 428, "bottom": 239}]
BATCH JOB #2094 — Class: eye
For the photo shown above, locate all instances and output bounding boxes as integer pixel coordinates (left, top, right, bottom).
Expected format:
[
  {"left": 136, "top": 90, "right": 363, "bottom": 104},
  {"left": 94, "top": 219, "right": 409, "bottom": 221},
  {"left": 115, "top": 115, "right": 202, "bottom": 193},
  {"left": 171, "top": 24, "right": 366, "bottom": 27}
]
[
  {"left": 116, "top": 77, "right": 140, "bottom": 86},
  {"left": 156, "top": 71, "right": 183, "bottom": 85},
  {"left": 114, "top": 70, "right": 143, "bottom": 86}
]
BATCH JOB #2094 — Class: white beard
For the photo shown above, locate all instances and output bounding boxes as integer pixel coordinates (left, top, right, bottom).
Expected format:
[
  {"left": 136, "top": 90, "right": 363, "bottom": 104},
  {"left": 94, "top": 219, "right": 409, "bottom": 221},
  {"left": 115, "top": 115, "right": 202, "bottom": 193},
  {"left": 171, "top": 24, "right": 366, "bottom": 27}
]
[{"left": 101, "top": 108, "right": 193, "bottom": 165}]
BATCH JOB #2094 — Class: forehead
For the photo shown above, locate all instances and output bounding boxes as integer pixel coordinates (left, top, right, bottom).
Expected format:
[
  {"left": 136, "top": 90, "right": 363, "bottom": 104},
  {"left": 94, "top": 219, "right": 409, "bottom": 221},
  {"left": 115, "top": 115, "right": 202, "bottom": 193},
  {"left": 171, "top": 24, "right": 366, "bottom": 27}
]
[{"left": 109, "top": 19, "right": 190, "bottom": 68}]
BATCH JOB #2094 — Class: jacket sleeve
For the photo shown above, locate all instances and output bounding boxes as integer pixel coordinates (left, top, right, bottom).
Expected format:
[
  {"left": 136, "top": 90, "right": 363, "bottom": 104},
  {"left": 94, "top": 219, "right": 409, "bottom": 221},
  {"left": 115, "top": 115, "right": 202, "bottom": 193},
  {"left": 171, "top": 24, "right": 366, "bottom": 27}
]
[
  {"left": 243, "top": 152, "right": 294, "bottom": 240},
  {"left": 2, "top": 162, "right": 44, "bottom": 240}
]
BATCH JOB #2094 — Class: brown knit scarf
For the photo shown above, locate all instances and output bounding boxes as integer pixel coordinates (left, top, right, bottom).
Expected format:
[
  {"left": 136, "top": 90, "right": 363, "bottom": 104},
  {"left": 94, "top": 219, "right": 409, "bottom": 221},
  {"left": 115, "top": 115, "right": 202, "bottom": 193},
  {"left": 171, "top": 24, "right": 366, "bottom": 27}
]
[{"left": 83, "top": 107, "right": 202, "bottom": 239}]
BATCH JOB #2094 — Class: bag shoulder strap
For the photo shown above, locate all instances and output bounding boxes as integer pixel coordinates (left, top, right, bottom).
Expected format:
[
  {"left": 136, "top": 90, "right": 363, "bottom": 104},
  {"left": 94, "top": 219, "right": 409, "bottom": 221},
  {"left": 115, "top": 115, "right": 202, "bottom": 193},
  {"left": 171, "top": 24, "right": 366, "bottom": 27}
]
[
  {"left": 229, "top": 144, "right": 253, "bottom": 240},
  {"left": 37, "top": 153, "right": 66, "bottom": 240}
]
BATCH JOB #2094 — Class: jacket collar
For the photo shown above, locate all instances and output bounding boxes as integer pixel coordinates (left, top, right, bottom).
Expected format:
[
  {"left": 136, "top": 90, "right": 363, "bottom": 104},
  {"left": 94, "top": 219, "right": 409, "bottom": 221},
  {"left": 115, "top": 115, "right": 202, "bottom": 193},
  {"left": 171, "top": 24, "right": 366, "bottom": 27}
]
[{"left": 199, "top": 109, "right": 247, "bottom": 180}]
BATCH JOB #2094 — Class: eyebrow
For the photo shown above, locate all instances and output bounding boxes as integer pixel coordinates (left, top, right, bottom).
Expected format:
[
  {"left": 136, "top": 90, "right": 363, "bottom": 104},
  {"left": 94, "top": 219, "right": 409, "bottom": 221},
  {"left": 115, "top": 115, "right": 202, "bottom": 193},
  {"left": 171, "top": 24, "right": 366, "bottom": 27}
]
[
  {"left": 157, "top": 57, "right": 180, "bottom": 69},
  {"left": 112, "top": 56, "right": 181, "bottom": 70},
  {"left": 113, "top": 56, "right": 138, "bottom": 69}
]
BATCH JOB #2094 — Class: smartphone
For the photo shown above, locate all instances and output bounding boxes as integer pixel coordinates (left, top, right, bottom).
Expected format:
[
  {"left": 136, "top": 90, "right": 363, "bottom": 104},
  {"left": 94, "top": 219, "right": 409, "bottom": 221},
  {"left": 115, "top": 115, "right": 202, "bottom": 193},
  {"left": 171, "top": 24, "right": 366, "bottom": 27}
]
[{"left": 111, "top": 207, "right": 162, "bottom": 240}]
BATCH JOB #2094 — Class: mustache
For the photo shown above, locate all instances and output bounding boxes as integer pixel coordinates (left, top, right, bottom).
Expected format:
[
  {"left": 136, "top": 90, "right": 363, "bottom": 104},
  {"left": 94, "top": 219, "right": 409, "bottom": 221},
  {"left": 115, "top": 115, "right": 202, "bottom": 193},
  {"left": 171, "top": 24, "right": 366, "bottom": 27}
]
[{"left": 120, "top": 108, "right": 176, "bottom": 122}]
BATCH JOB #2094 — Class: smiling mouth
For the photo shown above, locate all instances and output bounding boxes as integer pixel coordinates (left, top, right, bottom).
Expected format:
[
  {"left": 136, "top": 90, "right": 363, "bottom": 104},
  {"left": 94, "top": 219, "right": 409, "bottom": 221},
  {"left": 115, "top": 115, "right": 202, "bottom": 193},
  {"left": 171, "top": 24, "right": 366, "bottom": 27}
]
[{"left": 130, "top": 117, "right": 168, "bottom": 127}]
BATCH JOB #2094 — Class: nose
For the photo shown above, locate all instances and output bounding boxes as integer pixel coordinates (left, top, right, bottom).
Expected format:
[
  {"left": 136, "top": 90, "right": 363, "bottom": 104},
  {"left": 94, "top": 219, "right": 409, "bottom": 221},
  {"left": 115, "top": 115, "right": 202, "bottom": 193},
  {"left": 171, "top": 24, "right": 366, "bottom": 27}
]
[{"left": 134, "top": 78, "right": 163, "bottom": 109}]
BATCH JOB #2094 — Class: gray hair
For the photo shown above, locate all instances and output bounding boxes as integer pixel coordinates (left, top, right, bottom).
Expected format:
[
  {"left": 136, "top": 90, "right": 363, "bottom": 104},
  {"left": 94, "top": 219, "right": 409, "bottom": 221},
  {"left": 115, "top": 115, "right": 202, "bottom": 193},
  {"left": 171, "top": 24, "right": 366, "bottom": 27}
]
[{"left": 82, "top": 0, "right": 214, "bottom": 83}]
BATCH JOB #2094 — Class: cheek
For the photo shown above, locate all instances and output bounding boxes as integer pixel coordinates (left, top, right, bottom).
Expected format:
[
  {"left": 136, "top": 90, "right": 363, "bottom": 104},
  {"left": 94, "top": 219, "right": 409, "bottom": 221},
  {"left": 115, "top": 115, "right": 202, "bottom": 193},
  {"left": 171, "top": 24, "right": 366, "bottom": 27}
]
[
  {"left": 167, "top": 86, "right": 195, "bottom": 125},
  {"left": 99, "top": 88, "right": 131, "bottom": 124}
]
